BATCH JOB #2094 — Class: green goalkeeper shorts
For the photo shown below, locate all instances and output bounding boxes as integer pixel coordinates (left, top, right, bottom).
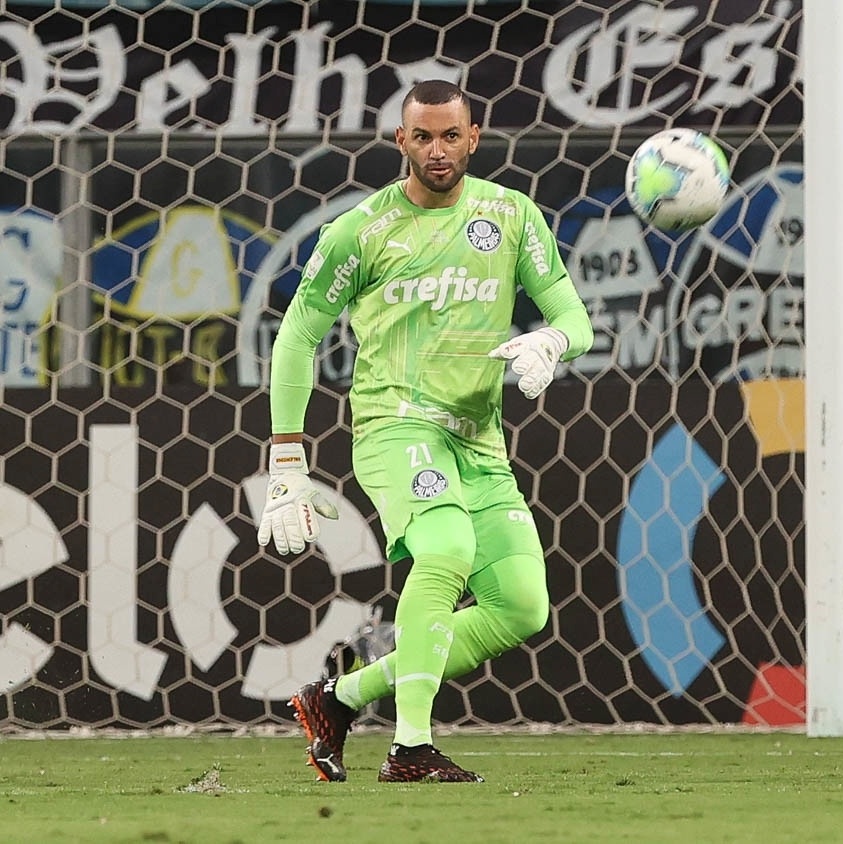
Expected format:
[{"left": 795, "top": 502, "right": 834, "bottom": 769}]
[{"left": 352, "top": 419, "right": 544, "bottom": 569}]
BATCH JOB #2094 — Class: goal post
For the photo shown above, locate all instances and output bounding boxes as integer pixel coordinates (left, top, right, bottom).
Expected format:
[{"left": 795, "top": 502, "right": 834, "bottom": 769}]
[{"left": 804, "top": 0, "right": 843, "bottom": 737}]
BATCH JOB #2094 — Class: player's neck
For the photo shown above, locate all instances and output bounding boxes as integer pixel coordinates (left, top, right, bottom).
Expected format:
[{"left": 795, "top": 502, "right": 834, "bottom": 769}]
[{"left": 402, "top": 177, "right": 464, "bottom": 209}]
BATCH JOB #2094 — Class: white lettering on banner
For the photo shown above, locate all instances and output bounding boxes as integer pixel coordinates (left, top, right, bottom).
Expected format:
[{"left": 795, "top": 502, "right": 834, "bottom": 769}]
[
  {"left": 0, "top": 423, "right": 382, "bottom": 700},
  {"left": 682, "top": 287, "right": 804, "bottom": 350},
  {"left": 88, "top": 425, "right": 168, "bottom": 699},
  {"left": 138, "top": 62, "right": 212, "bottom": 133},
  {"left": 284, "top": 22, "right": 366, "bottom": 134},
  {"left": 679, "top": 287, "right": 804, "bottom": 381},
  {"left": 542, "top": 6, "right": 696, "bottom": 126},
  {"left": 325, "top": 254, "right": 361, "bottom": 304},
  {"left": 226, "top": 30, "right": 276, "bottom": 134},
  {"left": 0, "top": 212, "right": 63, "bottom": 386},
  {"left": 571, "top": 216, "right": 661, "bottom": 299},
  {"left": 569, "top": 306, "right": 665, "bottom": 375},
  {"left": 138, "top": 28, "right": 276, "bottom": 133},
  {"left": 0, "top": 7, "right": 800, "bottom": 133},
  {"left": 0, "top": 487, "right": 62, "bottom": 691},
  {"left": 694, "top": 2, "right": 791, "bottom": 111},
  {"left": 542, "top": 1, "right": 797, "bottom": 126},
  {"left": 0, "top": 22, "right": 124, "bottom": 133},
  {"left": 168, "top": 503, "right": 239, "bottom": 672},
  {"left": 523, "top": 221, "right": 550, "bottom": 275},
  {"left": 383, "top": 266, "right": 500, "bottom": 311}
]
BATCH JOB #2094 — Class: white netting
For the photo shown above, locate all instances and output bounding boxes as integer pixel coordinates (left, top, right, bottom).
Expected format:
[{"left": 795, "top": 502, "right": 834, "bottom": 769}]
[{"left": 0, "top": 0, "right": 805, "bottom": 730}]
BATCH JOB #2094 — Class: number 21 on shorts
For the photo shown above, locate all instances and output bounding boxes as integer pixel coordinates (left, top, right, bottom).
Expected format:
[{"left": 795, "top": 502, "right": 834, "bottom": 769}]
[{"left": 405, "top": 442, "right": 433, "bottom": 468}]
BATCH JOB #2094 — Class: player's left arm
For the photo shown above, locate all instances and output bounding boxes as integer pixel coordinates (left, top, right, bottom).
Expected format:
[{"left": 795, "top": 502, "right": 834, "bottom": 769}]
[
  {"left": 270, "top": 217, "right": 364, "bottom": 433},
  {"left": 488, "top": 199, "right": 594, "bottom": 399},
  {"left": 260, "top": 298, "right": 340, "bottom": 554},
  {"left": 260, "top": 218, "right": 364, "bottom": 554}
]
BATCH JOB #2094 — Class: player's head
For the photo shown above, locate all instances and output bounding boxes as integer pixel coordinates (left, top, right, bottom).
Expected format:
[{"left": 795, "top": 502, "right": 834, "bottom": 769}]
[{"left": 396, "top": 80, "right": 479, "bottom": 198}]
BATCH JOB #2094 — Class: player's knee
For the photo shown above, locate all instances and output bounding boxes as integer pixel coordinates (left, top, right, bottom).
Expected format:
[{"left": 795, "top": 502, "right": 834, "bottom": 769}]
[
  {"left": 496, "top": 559, "right": 550, "bottom": 643},
  {"left": 503, "top": 587, "right": 550, "bottom": 643}
]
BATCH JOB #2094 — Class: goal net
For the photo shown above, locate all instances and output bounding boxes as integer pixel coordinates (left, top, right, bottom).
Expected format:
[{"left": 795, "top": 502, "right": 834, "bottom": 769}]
[{"left": 0, "top": 0, "right": 805, "bottom": 731}]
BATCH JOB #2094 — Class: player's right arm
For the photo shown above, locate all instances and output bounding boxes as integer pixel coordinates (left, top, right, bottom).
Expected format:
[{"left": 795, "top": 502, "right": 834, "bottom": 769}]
[
  {"left": 259, "top": 215, "right": 365, "bottom": 555},
  {"left": 269, "top": 296, "right": 335, "bottom": 440}
]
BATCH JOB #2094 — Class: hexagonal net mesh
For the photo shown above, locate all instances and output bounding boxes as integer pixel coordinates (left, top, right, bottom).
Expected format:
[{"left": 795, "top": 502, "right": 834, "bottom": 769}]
[{"left": 0, "top": 0, "right": 804, "bottom": 731}]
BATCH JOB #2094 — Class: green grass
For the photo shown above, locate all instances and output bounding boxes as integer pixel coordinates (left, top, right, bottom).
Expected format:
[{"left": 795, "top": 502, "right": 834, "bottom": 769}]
[{"left": 1, "top": 731, "right": 842, "bottom": 843}]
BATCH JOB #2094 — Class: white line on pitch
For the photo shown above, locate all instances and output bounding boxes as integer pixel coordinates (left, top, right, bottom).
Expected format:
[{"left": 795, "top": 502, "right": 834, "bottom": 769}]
[{"left": 460, "top": 751, "right": 843, "bottom": 758}]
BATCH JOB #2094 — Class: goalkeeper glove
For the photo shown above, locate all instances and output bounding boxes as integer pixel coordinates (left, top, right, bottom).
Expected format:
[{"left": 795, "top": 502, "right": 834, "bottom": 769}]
[
  {"left": 488, "top": 327, "right": 569, "bottom": 399},
  {"left": 257, "top": 442, "right": 338, "bottom": 555}
]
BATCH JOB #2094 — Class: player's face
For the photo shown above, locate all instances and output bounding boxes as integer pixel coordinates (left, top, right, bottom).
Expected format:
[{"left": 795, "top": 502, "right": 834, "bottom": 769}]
[{"left": 396, "top": 99, "right": 479, "bottom": 198}]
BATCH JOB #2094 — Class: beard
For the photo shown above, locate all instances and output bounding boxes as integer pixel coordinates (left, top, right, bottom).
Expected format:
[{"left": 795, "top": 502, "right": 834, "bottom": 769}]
[{"left": 409, "top": 150, "right": 471, "bottom": 193}]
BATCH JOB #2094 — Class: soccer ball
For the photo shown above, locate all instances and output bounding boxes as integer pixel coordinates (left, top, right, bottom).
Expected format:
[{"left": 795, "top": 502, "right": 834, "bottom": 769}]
[{"left": 625, "top": 129, "right": 730, "bottom": 231}]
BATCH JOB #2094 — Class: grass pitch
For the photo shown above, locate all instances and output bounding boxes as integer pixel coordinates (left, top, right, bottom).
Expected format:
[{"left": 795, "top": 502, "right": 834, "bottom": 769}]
[{"left": 1, "top": 730, "right": 841, "bottom": 843}]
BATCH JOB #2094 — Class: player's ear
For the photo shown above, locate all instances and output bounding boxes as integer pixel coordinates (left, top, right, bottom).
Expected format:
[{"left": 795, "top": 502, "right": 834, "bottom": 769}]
[
  {"left": 395, "top": 126, "right": 407, "bottom": 155},
  {"left": 468, "top": 124, "right": 480, "bottom": 154}
]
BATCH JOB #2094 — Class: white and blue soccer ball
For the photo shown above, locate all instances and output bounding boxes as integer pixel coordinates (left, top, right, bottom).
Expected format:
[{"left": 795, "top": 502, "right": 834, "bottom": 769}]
[{"left": 625, "top": 128, "right": 730, "bottom": 231}]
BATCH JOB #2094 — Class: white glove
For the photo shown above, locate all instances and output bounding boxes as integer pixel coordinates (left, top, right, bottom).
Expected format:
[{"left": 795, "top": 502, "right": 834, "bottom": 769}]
[
  {"left": 488, "top": 327, "right": 569, "bottom": 399},
  {"left": 257, "top": 442, "right": 338, "bottom": 555}
]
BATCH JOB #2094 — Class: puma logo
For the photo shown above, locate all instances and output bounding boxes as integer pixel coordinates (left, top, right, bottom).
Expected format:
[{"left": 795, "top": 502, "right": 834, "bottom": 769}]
[{"left": 387, "top": 238, "right": 413, "bottom": 255}]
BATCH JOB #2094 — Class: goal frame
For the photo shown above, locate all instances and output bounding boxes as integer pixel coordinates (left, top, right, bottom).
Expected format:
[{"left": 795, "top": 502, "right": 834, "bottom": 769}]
[
  {"left": 804, "top": 0, "right": 843, "bottom": 737},
  {"left": 0, "top": 0, "right": 810, "bottom": 734}
]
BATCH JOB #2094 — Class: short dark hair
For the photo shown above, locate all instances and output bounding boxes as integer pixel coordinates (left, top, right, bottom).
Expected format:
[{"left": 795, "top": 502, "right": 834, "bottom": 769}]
[{"left": 401, "top": 80, "right": 471, "bottom": 119}]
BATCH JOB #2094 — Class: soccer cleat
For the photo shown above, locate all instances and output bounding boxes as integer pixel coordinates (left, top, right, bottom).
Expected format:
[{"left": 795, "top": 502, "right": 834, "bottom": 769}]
[
  {"left": 289, "top": 678, "right": 357, "bottom": 782},
  {"left": 377, "top": 743, "right": 485, "bottom": 783}
]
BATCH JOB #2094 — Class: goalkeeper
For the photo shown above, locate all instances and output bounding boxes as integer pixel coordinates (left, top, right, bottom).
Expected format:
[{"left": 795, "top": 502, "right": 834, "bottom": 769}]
[{"left": 259, "top": 80, "right": 593, "bottom": 783}]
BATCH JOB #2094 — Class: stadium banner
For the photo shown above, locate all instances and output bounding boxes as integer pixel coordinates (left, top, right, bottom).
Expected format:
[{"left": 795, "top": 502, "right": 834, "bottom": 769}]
[
  {"left": 0, "top": 133, "right": 803, "bottom": 387},
  {"left": 1, "top": 0, "right": 802, "bottom": 135},
  {"left": 0, "top": 380, "right": 804, "bottom": 729},
  {"left": 0, "top": 209, "right": 63, "bottom": 387}
]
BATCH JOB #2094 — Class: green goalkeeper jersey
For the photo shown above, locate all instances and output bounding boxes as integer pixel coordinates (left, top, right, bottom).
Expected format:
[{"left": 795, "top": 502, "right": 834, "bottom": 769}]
[{"left": 272, "top": 175, "right": 593, "bottom": 455}]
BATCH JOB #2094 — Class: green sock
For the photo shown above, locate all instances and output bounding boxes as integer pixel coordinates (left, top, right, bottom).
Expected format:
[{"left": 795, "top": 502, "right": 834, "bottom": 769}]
[
  {"left": 391, "top": 553, "right": 468, "bottom": 747},
  {"left": 335, "top": 657, "right": 393, "bottom": 710}
]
